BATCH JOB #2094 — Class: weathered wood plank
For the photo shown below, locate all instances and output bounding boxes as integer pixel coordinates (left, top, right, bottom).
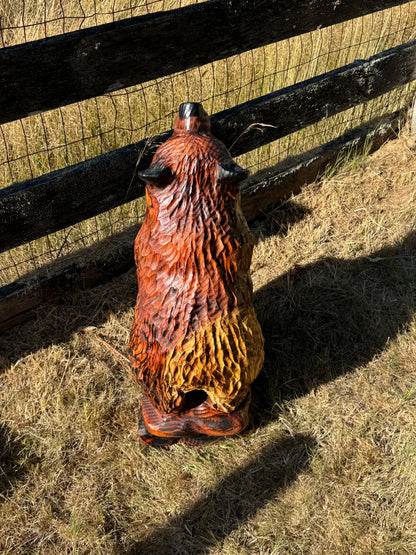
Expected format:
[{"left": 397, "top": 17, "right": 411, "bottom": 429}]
[
  {"left": 0, "top": 110, "right": 402, "bottom": 332},
  {"left": 0, "top": 228, "right": 136, "bottom": 334},
  {"left": 0, "top": 0, "right": 410, "bottom": 125},
  {"left": 0, "top": 140, "right": 152, "bottom": 254},
  {"left": 210, "top": 38, "right": 416, "bottom": 155},
  {"left": 1, "top": 40, "right": 415, "bottom": 253}
]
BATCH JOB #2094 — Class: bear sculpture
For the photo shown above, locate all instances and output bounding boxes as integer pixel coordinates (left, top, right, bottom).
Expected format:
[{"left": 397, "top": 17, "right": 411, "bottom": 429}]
[{"left": 129, "top": 102, "right": 264, "bottom": 445}]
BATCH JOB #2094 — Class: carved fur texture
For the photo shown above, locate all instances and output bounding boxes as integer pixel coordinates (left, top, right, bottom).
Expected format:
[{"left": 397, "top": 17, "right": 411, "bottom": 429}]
[{"left": 129, "top": 104, "right": 264, "bottom": 418}]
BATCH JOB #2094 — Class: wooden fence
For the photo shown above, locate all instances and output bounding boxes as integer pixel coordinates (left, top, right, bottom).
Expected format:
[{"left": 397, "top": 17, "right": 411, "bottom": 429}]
[{"left": 1, "top": 0, "right": 415, "bottom": 331}]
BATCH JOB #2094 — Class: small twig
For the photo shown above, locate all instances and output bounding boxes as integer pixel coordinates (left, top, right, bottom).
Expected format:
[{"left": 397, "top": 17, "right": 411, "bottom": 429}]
[
  {"left": 229, "top": 122, "right": 279, "bottom": 154},
  {"left": 56, "top": 226, "right": 74, "bottom": 258},
  {"left": 91, "top": 333, "right": 133, "bottom": 376},
  {"left": 124, "top": 136, "right": 154, "bottom": 201}
]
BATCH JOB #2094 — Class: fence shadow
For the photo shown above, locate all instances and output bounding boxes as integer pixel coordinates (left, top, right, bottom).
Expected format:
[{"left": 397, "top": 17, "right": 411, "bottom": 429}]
[
  {"left": 1, "top": 220, "right": 414, "bottom": 414},
  {"left": 123, "top": 228, "right": 414, "bottom": 552},
  {"left": 251, "top": 229, "right": 416, "bottom": 425},
  {"left": 250, "top": 199, "right": 311, "bottom": 240},
  {"left": 126, "top": 433, "right": 315, "bottom": 554},
  {"left": 1, "top": 216, "right": 414, "bottom": 551}
]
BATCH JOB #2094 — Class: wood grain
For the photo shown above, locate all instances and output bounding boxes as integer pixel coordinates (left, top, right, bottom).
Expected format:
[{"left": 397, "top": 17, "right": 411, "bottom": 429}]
[{"left": 0, "top": 110, "right": 403, "bottom": 333}]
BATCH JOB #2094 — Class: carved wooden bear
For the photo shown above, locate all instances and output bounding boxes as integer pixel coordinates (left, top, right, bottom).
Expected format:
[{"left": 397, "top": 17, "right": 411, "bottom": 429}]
[{"left": 129, "top": 102, "right": 264, "bottom": 445}]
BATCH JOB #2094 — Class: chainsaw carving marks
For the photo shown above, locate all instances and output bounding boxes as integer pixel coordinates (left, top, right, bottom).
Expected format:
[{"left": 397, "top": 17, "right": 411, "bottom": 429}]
[{"left": 129, "top": 103, "right": 264, "bottom": 445}]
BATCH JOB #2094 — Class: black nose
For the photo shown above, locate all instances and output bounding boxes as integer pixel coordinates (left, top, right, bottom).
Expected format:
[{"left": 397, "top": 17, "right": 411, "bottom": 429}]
[{"left": 178, "top": 102, "right": 205, "bottom": 120}]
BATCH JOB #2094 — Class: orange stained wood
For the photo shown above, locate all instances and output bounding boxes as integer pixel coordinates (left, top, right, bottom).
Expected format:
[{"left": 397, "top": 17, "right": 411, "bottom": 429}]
[{"left": 129, "top": 104, "right": 264, "bottom": 417}]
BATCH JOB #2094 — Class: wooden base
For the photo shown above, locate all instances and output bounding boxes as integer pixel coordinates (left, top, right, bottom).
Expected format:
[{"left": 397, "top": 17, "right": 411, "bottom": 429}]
[{"left": 138, "top": 392, "right": 251, "bottom": 447}]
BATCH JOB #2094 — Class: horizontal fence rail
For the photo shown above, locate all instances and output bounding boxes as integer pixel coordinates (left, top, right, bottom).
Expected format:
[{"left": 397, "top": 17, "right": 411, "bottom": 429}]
[
  {"left": 0, "top": 109, "right": 403, "bottom": 332},
  {"left": 241, "top": 110, "right": 402, "bottom": 219},
  {"left": 0, "top": 0, "right": 411, "bottom": 125},
  {"left": 1, "top": 38, "right": 416, "bottom": 253}
]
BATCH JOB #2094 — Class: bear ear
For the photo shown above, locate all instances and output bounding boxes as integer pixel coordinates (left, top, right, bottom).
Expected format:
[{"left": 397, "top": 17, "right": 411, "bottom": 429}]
[
  {"left": 218, "top": 163, "right": 249, "bottom": 185},
  {"left": 138, "top": 162, "right": 173, "bottom": 187}
]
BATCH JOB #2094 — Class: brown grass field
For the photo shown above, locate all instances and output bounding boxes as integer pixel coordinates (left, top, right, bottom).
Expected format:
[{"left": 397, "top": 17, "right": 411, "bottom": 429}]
[{"left": 0, "top": 120, "right": 415, "bottom": 553}]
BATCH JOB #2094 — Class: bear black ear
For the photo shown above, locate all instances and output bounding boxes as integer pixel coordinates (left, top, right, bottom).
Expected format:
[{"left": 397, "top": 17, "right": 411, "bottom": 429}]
[
  {"left": 138, "top": 162, "right": 173, "bottom": 187},
  {"left": 218, "top": 163, "right": 249, "bottom": 185}
]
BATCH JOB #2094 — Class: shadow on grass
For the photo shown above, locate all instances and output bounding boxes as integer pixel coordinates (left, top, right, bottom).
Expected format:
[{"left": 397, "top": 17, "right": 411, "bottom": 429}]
[
  {"left": 129, "top": 228, "right": 415, "bottom": 553},
  {"left": 251, "top": 229, "right": 416, "bottom": 425},
  {"left": 0, "top": 200, "right": 309, "bottom": 368},
  {"left": 126, "top": 433, "right": 315, "bottom": 554},
  {"left": 250, "top": 199, "right": 311, "bottom": 240},
  {"left": 1, "top": 211, "right": 414, "bottom": 402},
  {"left": 0, "top": 210, "right": 414, "bottom": 551},
  {"left": 0, "top": 423, "right": 28, "bottom": 503}
]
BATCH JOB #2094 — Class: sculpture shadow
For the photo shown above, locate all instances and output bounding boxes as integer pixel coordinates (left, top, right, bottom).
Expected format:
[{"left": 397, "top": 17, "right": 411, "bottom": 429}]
[
  {"left": 125, "top": 433, "right": 315, "bottom": 554},
  {"left": 251, "top": 229, "right": 416, "bottom": 424}
]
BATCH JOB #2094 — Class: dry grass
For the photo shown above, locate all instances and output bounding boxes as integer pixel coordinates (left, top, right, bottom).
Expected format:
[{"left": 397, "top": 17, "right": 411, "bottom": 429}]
[
  {"left": 1, "top": 1, "right": 416, "bottom": 285},
  {"left": 0, "top": 122, "right": 415, "bottom": 553}
]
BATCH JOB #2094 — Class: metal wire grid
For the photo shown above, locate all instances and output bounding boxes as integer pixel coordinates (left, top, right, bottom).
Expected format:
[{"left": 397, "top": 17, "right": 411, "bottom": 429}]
[
  {"left": 1, "top": 1, "right": 416, "bottom": 287},
  {"left": 0, "top": 0, "right": 205, "bottom": 47}
]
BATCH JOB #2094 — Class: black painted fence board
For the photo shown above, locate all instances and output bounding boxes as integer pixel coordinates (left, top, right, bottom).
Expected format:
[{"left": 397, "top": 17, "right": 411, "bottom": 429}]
[
  {"left": 0, "top": 0, "right": 411, "bottom": 125},
  {"left": 211, "top": 39, "right": 416, "bottom": 155},
  {"left": 0, "top": 142, "right": 151, "bottom": 254},
  {"left": 1, "top": 39, "right": 415, "bottom": 254}
]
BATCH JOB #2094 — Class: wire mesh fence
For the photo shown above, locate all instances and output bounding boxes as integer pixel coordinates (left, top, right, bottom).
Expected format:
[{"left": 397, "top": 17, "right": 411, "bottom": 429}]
[
  {"left": 0, "top": 0, "right": 206, "bottom": 47},
  {"left": 1, "top": 0, "right": 416, "bottom": 287}
]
